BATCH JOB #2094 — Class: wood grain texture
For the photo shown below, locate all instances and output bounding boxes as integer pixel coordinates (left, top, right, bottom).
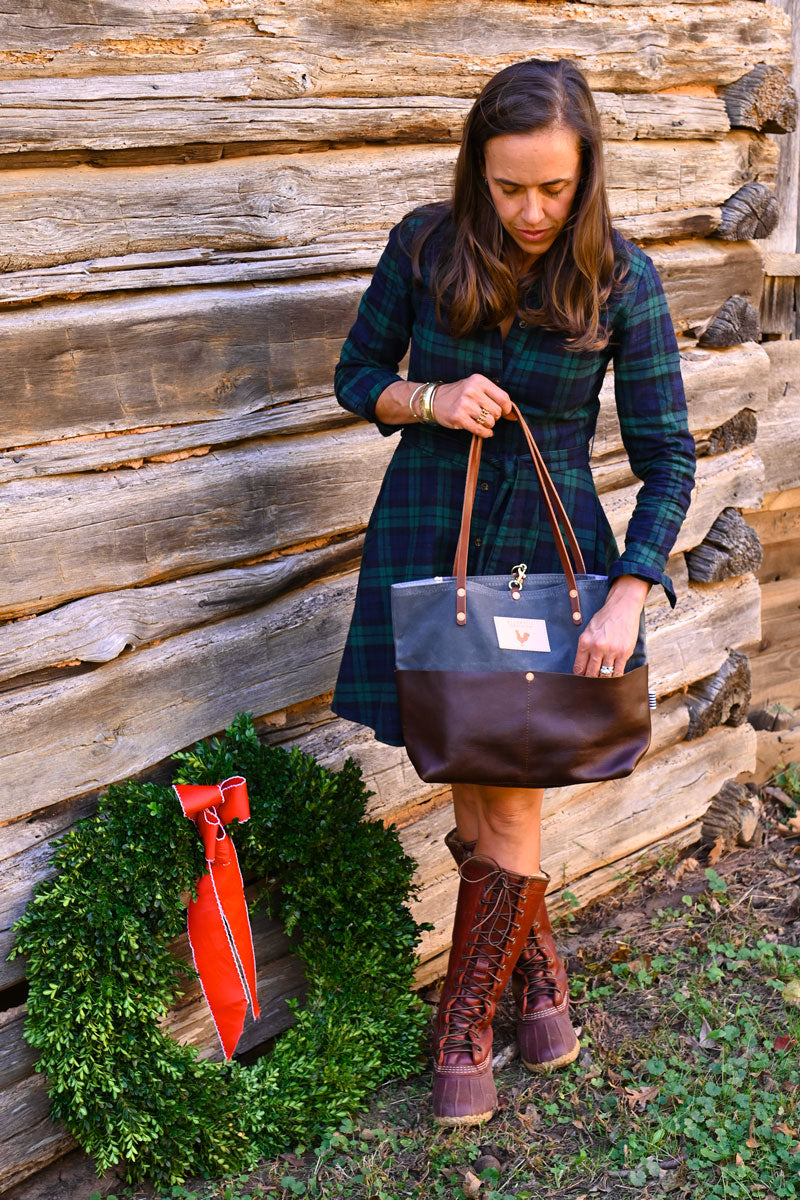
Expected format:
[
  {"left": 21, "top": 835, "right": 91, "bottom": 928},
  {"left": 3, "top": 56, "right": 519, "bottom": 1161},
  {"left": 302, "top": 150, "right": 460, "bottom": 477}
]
[
  {"left": 0, "top": 336, "right": 767, "bottom": 487},
  {"left": 0, "top": 240, "right": 763, "bottom": 450},
  {"left": 0, "top": 569, "right": 359, "bottom": 823},
  {"left": 0, "top": 88, "right": 731, "bottom": 155},
  {"left": 0, "top": 536, "right": 363, "bottom": 684},
  {"left": 0, "top": 137, "right": 777, "bottom": 272},
  {"left": 0, "top": 428, "right": 393, "bottom": 619},
  {"left": 604, "top": 444, "right": 764, "bottom": 554},
  {"left": 752, "top": 340, "right": 800, "bottom": 493},
  {"left": 0, "top": 3, "right": 788, "bottom": 96}
]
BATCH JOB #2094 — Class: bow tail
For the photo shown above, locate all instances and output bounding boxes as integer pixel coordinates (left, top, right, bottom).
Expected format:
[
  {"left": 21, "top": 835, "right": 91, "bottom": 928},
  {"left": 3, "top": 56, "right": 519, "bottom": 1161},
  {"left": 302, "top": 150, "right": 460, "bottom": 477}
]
[{"left": 186, "top": 852, "right": 260, "bottom": 1060}]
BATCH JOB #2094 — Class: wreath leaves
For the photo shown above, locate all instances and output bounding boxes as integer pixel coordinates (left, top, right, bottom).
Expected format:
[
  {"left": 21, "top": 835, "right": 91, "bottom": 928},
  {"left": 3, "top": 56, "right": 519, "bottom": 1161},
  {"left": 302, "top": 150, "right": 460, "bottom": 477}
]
[{"left": 10, "top": 713, "right": 429, "bottom": 1187}]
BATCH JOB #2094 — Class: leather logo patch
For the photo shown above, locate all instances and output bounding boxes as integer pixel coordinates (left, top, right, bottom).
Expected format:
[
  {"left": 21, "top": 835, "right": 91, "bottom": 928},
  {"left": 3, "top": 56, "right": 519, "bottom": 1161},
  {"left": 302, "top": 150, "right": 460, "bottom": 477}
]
[{"left": 493, "top": 616, "right": 551, "bottom": 652}]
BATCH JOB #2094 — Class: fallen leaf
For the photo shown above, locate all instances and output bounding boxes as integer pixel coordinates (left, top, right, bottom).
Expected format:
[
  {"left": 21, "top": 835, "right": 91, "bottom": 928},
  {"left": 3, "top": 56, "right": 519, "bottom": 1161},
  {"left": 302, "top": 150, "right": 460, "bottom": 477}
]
[
  {"left": 788, "top": 814, "right": 800, "bottom": 834},
  {"left": 774, "top": 1122, "right": 798, "bottom": 1138},
  {"left": 735, "top": 1152, "right": 745, "bottom": 1166},
  {"left": 461, "top": 1167, "right": 482, "bottom": 1197},
  {"left": 675, "top": 856, "right": 700, "bottom": 880},
  {"left": 707, "top": 836, "right": 727, "bottom": 866},
  {"left": 774, "top": 1034, "right": 797, "bottom": 1051},
  {"left": 622, "top": 1084, "right": 660, "bottom": 1109}
]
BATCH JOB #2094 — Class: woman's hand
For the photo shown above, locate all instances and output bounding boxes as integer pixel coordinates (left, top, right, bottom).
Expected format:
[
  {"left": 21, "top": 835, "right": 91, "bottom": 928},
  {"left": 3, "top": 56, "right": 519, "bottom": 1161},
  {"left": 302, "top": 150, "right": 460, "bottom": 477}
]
[
  {"left": 573, "top": 575, "right": 650, "bottom": 677},
  {"left": 432, "top": 374, "right": 515, "bottom": 438}
]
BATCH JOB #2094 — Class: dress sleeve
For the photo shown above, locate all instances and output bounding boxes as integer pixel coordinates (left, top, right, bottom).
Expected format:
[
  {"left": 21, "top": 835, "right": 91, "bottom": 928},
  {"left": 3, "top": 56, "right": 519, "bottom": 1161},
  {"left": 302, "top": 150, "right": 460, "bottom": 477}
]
[
  {"left": 607, "top": 252, "right": 697, "bottom": 608},
  {"left": 333, "top": 218, "right": 416, "bottom": 438}
]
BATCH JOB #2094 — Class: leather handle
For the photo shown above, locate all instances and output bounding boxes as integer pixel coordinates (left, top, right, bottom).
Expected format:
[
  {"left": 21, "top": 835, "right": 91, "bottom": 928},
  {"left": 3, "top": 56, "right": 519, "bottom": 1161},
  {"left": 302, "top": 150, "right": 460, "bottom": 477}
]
[{"left": 452, "top": 401, "right": 587, "bottom": 626}]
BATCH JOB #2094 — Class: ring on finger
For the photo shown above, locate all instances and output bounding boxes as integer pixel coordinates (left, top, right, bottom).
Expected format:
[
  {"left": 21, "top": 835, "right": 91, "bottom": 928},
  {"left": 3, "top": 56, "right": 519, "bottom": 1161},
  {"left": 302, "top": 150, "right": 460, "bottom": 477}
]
[
  {"left": 599, "top": 663, "right": 614, "bottom": 677},
  {"left": 476, "top": 406, "right": 490, "bottom": 426}
]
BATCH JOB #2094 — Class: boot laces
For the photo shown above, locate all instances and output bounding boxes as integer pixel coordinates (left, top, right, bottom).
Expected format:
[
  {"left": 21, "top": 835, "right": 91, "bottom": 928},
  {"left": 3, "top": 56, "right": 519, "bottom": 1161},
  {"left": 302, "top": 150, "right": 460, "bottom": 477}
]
[
  {"left": 438, "top": 871, "right": 528, "bottom": 1056},
  {"left": 516, "top": 928, "right": 558, "bottom": 1010}
]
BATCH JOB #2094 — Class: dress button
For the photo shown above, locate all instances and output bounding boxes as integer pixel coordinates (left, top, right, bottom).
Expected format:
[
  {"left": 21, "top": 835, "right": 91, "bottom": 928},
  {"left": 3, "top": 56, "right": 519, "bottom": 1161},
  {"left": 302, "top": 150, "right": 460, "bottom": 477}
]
[
  {"left": 518, "top": 319, "right": 527, "bottom": 329},
  {"left": 473, "top": 536, "right": 482, "bottom": 547},
  {"left": 480, "top": 481, "right": 489, "bottom": 492}
]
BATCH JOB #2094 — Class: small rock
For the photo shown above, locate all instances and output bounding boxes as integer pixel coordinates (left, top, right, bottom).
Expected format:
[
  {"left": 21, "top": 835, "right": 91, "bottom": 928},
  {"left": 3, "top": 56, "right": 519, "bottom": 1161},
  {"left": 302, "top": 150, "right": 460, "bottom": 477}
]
[{"left": 473, "top": 1153, "right": 502, "bottom": 1175}]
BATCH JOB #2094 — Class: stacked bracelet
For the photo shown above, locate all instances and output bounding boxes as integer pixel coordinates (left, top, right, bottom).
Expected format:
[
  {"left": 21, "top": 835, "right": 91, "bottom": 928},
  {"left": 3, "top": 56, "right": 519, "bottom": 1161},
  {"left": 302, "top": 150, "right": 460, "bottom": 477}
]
[
  {"left": 419, "top": 381, "right": 443, "bottom": 424},
  {"left": 408, "top": 384, "right": 426, "bottom": 421}
]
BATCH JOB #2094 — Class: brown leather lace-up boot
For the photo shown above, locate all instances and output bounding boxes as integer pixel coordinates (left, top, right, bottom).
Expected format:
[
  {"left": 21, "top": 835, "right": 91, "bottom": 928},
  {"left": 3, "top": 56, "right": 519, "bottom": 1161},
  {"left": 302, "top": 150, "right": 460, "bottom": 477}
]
[
  {"left": 432, "top": 853, "right": 546, "bottom": 1125},
  {"left": 443, "top": 828, "right": 580, "bottom": 1073}
]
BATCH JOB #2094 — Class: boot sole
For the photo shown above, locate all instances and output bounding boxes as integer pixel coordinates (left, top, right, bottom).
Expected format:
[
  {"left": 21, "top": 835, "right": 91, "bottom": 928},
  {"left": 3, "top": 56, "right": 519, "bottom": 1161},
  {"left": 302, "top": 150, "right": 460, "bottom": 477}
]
[
  {"left": 432, "top": 1108, "right": 495, "bottom": 1126},
  {"left": 521, "top": 1036, "right": 580, "bottom": 1073}
]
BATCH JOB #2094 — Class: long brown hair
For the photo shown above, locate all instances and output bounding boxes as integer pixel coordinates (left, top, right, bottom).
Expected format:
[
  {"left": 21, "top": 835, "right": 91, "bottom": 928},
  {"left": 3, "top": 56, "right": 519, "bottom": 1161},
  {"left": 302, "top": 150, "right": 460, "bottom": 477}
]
[{"left": 407, "top": 58, "right": 631, "bottom": 352}]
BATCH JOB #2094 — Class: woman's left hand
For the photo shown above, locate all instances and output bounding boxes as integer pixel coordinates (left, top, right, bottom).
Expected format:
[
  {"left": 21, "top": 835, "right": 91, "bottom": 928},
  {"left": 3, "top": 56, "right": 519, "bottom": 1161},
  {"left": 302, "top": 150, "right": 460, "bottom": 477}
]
[{"left": 573, "top": 575, "right": 650, "bottom": 677}]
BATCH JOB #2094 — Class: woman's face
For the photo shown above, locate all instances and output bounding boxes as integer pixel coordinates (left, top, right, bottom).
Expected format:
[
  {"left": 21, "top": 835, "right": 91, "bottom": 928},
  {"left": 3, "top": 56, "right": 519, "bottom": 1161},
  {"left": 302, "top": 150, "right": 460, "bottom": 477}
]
[{"left": 482, "top": 126, "right": 582, "bottom": 267}]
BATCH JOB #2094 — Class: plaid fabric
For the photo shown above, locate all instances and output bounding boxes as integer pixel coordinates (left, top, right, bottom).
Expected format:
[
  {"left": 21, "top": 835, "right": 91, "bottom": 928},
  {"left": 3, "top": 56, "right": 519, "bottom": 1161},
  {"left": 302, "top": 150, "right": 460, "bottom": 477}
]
[{"left": 331, "top": 208, "right": 696, "bottom": 746}]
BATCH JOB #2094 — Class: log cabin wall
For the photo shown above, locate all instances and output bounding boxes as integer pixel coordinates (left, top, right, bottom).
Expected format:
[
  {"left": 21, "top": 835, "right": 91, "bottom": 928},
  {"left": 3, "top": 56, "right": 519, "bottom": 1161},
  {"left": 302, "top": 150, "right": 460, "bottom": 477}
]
[{"left": 0, "top": 2, "right": 796, "bottom": 1191}]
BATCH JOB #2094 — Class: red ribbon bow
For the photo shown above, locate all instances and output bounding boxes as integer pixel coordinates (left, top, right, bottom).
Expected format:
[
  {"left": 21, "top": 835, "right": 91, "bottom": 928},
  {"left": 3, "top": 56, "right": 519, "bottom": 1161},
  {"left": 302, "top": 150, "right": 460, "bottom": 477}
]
[{"left": 173, "top": 775, "right": 260, "bottom": 1060}]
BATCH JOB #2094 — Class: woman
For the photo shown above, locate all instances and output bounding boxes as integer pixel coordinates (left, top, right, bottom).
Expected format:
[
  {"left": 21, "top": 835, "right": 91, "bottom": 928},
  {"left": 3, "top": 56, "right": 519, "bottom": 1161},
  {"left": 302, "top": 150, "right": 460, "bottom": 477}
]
[{"left": 330, "top": 58, "right": 696, "bottom": 1126}]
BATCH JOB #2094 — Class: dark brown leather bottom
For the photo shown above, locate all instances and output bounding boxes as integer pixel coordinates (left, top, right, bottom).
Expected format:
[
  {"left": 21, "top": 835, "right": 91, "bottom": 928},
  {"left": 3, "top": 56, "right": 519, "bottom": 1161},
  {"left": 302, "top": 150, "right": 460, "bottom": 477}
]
[{"left": 396, "top": 664, "right": 651, "bottom": 787}]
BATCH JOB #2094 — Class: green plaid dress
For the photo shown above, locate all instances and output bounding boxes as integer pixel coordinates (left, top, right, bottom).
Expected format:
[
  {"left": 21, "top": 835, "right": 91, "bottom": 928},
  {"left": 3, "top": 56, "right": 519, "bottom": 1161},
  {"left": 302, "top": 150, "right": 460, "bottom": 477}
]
[{"left": 331, "top": 207, "right": 696, "bottom": 747}]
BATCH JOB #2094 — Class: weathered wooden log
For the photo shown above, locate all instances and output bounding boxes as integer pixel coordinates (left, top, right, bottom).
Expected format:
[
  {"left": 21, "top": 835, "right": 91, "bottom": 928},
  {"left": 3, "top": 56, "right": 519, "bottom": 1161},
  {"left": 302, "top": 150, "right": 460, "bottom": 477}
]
[
  {"left": 1, "top": 336, "right": 768, "bottom": 489},
  {"left": 703, "top": 409, "right": 758, "bottom": 456},
  {"left": 0, "top": 1074, "right": 74, "bottom": 1194},
  {"left": 744, "top": 485, "right": 800, "bottom": 584},
  {"left": 0, "top": 568, "right": 360, "bottom": 823},
  {"left": 0, "top": 86, "right": 732, "bottom": 157},
  {"left": 717, "top": 181, "right": 780, "bottom": 240},
  {"left": 759, "top": 275, "right": 800, "bottom": 337},
  {"left": 0, "top": 240, "right": 765, "bottom": 449},
  {"left": 604, "top": 444, "right": 764, "bottom": 554},
  {"left": 0, "top": 428, "right": 394, "bottom": 619},
  {"left": 747, "top": 340, "right": 800, "bottom": 494},
  {"left": 685, "top": 650, "right": 752, "bottom": 739},
  {"left": 593, "top": 338, "right": 768, "bottom": 462},
  {"left": 685, "top": 507, "right": 763, "bottom": 581},
  {"left": 748, "top": 574, "right": 800, "bottom": 709},
  {"left": 0, "top": 536, "right": 363, "bottom": 684},
  {"left": 646, "top": 573, "right": 761, "bottom": 698},
  {"left": 701, "top": 780, "right": 763, "bottom": 848},
  {"left": 0, "top": 3, "right": 788, "bottom": 98},
  {"left": 0, "top": 215, "right": 730, "bottom": 309},
  {"left": 695, "top": 295, "right": 761, "bottom": 346},
  {"left": 723, "top": 64, "right": 797, "bottom": 134},
  {"left": 0, "top": 137, "right": 778, "bottom": 272},
  {"left": 0, "top": 422, "right": 761, "bottom": 623}
]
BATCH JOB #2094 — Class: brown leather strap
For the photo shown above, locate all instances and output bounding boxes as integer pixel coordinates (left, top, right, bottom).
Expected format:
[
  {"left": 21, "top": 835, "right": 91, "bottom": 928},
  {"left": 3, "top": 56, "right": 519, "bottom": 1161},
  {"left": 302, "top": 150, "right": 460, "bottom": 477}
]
[{"left": 452, "top": 402, "right": 587, "bottom": 626}]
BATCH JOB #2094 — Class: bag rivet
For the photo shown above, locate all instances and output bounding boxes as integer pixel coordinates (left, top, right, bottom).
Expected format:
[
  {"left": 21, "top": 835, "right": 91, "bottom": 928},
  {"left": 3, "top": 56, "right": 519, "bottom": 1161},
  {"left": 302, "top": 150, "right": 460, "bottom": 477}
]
[
  {"left": 457, "top": 587, "right": 466, "bottom": 597},
  {"left": 569, "top": 588, "right": 578, "bottom": 598},
  {"left": 525, "top": 672, "right": 534, "bottom": 682},
  {"left": 457, "top": 612, "right": 466, "bottom": 623},
  {"left": 572, "top": 612, "right": 582, "bottom": 623},
  {"left": 511, "top": 588, "right": 520, "bottom": 600}
]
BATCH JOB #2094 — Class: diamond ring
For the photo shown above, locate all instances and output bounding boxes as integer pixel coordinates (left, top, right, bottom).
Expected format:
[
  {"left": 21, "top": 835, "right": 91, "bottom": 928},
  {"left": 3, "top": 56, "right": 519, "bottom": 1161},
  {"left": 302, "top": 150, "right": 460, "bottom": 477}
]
[{"left": 599, "top": 664, "right": 614, "bottom": 677}]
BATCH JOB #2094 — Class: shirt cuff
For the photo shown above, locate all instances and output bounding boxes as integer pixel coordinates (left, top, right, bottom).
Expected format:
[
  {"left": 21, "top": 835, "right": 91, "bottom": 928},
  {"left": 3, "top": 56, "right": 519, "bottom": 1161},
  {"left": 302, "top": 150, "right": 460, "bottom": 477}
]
[
  {"left": 362, "top": 370, "right": 406, "bottom": 437},
  {"left": 607, "top": 558, "right": 677, "bottom": 609}
]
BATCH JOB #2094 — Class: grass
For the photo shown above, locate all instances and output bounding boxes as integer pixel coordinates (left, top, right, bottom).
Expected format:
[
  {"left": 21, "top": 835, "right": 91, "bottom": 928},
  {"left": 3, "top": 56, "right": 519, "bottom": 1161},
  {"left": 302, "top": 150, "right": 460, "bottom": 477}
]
[{"left": 92, "top": 794, "right": 800, "bottom": 1200}]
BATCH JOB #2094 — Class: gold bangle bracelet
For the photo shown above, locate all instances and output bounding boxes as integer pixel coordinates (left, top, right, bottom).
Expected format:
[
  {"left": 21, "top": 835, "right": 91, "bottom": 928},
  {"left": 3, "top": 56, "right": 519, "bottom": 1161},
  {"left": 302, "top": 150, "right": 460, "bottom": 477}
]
[
  {"left": 419, "top": 381, "right": 442, "bottom": 424},
  {"left": 408, "top": 383, "right": 425, "bottom": 421}
]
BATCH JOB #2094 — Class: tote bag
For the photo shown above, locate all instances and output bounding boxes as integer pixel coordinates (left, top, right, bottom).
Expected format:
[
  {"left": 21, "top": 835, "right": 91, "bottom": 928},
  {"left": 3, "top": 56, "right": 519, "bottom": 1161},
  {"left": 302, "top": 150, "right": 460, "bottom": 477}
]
[{"left": 391, "top": 401, "right": 652, "bottom": 788}]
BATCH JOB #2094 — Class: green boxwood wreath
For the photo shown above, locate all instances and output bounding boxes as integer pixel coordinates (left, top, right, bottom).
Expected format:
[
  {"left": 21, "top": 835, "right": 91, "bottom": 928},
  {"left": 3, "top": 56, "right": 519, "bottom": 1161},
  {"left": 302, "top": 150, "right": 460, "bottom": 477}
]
[{"left": 10, "top": 713, "right": 431, "bottom": 1187}]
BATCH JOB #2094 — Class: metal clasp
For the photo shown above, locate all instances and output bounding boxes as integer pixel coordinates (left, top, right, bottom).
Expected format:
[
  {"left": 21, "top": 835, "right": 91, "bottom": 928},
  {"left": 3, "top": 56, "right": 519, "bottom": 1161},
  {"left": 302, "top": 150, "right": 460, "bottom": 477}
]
[{"left": 509, "top": 562, "right": 527, "bottom": 599}]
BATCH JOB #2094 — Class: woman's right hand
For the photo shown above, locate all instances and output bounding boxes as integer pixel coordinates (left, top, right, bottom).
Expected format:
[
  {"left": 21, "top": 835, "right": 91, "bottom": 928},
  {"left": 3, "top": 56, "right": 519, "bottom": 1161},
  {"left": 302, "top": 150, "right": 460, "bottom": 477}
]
[{"left": 432, "top": 374, "right": 515, "bottom": 438}]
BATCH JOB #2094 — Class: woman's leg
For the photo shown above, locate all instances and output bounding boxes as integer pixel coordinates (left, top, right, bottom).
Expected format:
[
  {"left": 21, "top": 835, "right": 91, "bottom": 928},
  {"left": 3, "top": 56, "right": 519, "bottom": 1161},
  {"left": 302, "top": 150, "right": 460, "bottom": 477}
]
[{"left": 452, "top": 782, "right": 544, "bottom": 875}]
